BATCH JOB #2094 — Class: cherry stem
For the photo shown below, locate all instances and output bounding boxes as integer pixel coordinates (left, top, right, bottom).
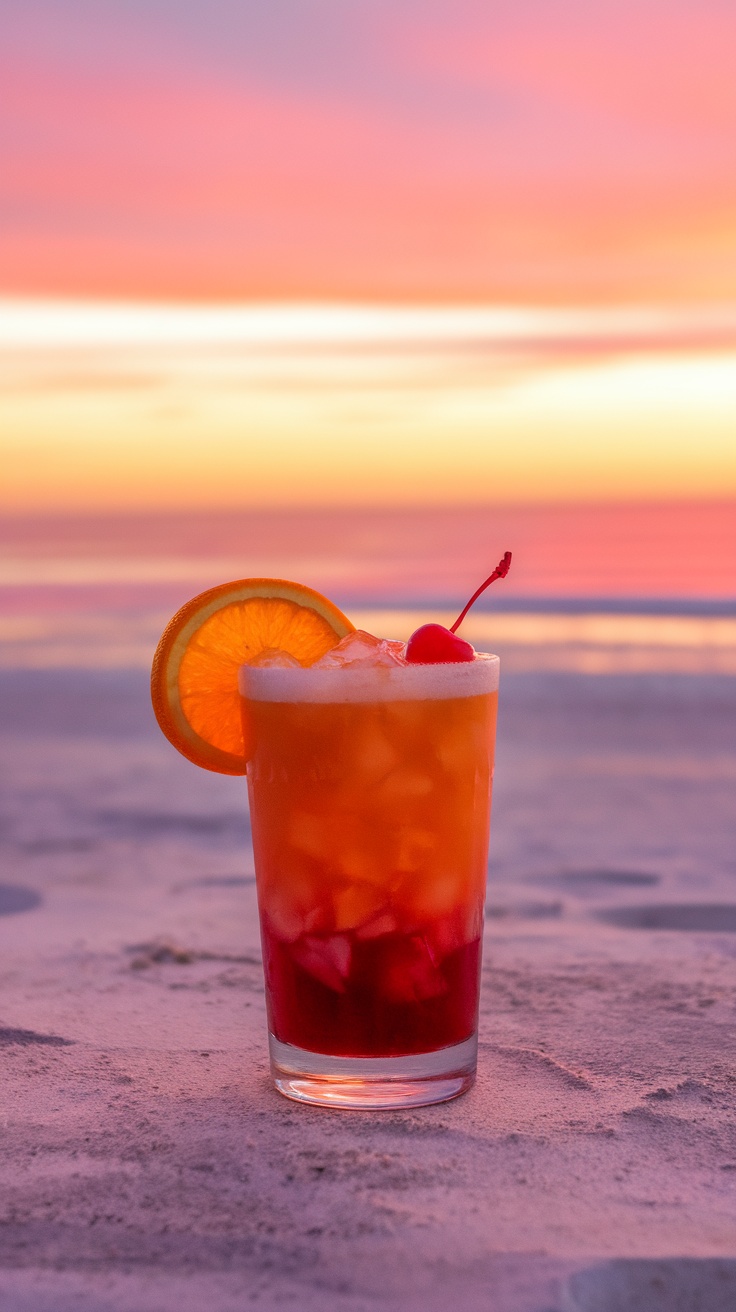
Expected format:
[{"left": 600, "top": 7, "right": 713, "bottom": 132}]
[{"left": 449, "top": 551, "right": 512, "bottom": 633}]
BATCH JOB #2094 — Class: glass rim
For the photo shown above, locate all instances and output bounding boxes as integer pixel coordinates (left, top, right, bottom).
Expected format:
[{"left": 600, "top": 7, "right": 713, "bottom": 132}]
[{"left": 239, "top": 651, "right": 499, "bottom": 703}]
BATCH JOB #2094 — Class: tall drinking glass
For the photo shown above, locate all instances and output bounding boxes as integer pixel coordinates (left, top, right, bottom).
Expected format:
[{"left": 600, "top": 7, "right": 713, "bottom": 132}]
[{"left": 239, "top": 654, "right": 499, "bottom": 1108}]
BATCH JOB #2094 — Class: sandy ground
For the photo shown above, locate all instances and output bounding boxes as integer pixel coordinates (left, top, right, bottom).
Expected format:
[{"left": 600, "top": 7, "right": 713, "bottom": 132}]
[{"left": 1, "top": 669, "right": 735, "bottom": 1311}]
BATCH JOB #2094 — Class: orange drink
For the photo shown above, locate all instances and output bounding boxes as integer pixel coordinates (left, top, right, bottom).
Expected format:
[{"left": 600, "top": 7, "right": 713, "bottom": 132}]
[
  {"left": 151, "top": 564, "right": 511, "bottom": 1109},
  {"left": 240, "top": 651, "right": 499, "bottom": 1108}
]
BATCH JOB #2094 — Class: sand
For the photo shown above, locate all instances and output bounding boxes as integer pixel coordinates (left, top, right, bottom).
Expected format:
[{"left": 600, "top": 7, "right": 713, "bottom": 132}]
[{"left": 1, "top": 669, "right": 735, "bottom": 1311}]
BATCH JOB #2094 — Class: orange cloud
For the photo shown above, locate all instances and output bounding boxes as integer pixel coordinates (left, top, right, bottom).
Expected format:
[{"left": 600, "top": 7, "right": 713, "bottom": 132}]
[{"left": 2, "top": 301, "right": 735, "bottom": 511}]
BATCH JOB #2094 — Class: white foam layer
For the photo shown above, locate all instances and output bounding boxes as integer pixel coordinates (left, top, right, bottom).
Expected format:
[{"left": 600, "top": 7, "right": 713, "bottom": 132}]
[{"left": 239, "top": 652, "right": 499, "bottom": 703}]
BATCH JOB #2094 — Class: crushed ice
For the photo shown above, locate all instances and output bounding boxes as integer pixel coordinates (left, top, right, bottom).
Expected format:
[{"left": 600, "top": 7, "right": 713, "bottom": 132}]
[
  {"left": 247, "top": 647, "right": 302, "bottom": 668},
  {"left": 315, "top": 630, "right": 407, "bottom": 669}
]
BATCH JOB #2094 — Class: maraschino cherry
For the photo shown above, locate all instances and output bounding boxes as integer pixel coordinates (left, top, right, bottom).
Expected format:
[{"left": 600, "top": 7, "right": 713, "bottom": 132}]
[{"left": 405, "top": 552, "right": 512, "bottom": 664}]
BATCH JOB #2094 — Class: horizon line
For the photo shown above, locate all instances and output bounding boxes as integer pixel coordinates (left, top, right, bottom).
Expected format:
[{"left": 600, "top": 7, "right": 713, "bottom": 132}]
[{"left": 2, "top": 497, "right": 736, "bottom": 520}]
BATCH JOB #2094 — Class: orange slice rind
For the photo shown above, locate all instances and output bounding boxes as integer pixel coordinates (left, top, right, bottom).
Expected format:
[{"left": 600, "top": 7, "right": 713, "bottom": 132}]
[{"left": 151, "top": 577, "right": 354, "bottom": 775}]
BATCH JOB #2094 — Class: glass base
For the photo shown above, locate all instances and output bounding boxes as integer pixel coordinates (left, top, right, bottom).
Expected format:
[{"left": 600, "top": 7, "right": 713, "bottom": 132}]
[{"left": 268, "top": 1032, "right": 477, "bottom": 1109}]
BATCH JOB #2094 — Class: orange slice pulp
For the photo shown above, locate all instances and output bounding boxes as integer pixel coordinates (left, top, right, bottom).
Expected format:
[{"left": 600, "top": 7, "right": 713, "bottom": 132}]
[{"left": 151, "top": 578, "right": 354, "bottom": 775}]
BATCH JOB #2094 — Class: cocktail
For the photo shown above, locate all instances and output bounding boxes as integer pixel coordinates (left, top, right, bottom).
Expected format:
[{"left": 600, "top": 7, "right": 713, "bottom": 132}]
[
  {"left": 151, "top": 557, "right": 510, "bottom": 1108},
  {"left": 242, "top": 639, "right": 498, "bottom": 1105}
]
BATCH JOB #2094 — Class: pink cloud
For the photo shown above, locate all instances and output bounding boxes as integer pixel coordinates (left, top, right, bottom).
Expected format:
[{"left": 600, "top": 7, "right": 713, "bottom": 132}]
[{"left": 2, "top": 1, "right": 735, "bottom": 299}]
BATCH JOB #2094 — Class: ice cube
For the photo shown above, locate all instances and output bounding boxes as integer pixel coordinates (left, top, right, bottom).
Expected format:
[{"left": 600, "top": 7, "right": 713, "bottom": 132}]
[
  {"left": 426, "top": 903, "right": 482, "bottom": 958},
  {"left": 247, "top": 647, "right": 302, "bottom": 668},
  {"left": 315, "top": 631, "right": 406, "bottom": 668},
  {"left": 376, "top": 769, "right": 434, "bottom": 803},
  {"left": 287, "top": 810, "right": 328, "bottom": 861},
  {"left": 378, "top": 934, "right": 448, "bottom": 1003},
  {"left": 261, "top": 864, "right": 332, "bottom": 940},
  {"left": 381, "top": 639, "right": 408, "bottom": 663},
  {"left": 333, "top": 883, "right": 386, "bottom": 932},
  {"left": 394, "top": 826, "right": 438, "bottom": 873},
  {"left": 337, "top": 845, "right": 385, "bottom": 885},
  {"left": 263, "top": 897, "right": 306, "bottom": 944},
  {"left": 355, "top": 910, "right": 399, "bottom": 940},
  {"left": 291, "top": 934, "right": 352, "bottom": 992},
  {"left": 303, "top": 905, "right": 332, "bottom": 934},
  {"left": 351, "top": 725, "right": 399, "bottom": 780},
  {"left": 400, "top": 866, "right": 461, "bottom": 916}
]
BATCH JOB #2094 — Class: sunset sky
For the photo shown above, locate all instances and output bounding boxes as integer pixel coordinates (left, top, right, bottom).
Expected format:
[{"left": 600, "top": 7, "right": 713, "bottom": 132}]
[
  {"left": 3, "top": 301, "right": 736, "bottom": 509},
  {"left": 2, "top": 0, "right": 736, "bottom": 511},
  {"left": 3, "top": 0, "right": 736, "bottom": 302}
]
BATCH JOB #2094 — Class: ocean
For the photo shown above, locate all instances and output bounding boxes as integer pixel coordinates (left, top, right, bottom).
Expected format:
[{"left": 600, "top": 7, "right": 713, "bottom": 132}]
[{"left": 1, "top": 503, "right": 735, "bottom": 674}]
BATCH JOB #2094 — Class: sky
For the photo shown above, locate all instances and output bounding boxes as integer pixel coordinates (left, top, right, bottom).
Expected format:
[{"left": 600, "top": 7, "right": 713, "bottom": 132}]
[
  {"left": 1, "top": 0, "right": 736, "bottom": 513},
  {"left": 3, "top": 0, "right": 736, "bottom": 302},
  {"left": 2, "top": 300, "right": 736, "bottom": 509}
]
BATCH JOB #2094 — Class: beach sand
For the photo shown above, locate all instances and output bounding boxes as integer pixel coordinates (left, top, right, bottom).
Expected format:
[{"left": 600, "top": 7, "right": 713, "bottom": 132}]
[{"left": 1, "top": 669, "right": 735, "bottom": 1311}]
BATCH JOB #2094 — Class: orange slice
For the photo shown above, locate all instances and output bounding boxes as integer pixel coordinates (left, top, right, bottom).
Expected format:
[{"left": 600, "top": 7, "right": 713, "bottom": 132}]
[{"left": 151, "top": 578, "right": 354, "bottom": 775}]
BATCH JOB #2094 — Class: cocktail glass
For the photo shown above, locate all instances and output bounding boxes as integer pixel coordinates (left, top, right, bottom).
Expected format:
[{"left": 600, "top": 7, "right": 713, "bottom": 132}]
[{"left": 239, "top": 652, "right": 499, "bottom": 1108}]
